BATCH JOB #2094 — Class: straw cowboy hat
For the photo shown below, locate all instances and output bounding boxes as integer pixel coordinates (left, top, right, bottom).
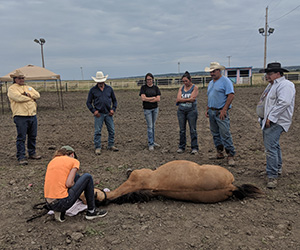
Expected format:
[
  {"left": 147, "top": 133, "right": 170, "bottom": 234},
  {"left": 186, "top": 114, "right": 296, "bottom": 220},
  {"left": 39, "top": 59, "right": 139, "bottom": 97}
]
[
  {"left": 259, "top": 62, "right": 289, "bottom": 73},
  {"left": 91, "top": 71, "right": 108, "bottom": 83},
  {"left": 10, "top": 69, "right": 25, "bottom": 78},
  {"left": 205, "top": 62, "right": 226, "bottom": 72}
]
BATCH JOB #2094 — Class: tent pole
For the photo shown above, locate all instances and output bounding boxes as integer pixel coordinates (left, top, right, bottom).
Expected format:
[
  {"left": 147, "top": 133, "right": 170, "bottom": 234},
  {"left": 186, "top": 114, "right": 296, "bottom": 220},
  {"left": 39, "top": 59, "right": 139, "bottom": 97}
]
[
  {"left": 1, "top": 83, "right": 4, "bottom": 115},
  {"left": 55, "top": 80, "right": 61, "bottom": 108},
  {"left": 59, "top": 79, "right": 64, "bottom": 110}
]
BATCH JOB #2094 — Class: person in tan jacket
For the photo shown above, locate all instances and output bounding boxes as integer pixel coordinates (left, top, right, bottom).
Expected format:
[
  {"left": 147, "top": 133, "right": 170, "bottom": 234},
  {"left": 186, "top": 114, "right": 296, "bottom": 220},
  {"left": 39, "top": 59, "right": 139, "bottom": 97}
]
[{"left": 7, "top": 70, "right": 41, "bottom": 165}]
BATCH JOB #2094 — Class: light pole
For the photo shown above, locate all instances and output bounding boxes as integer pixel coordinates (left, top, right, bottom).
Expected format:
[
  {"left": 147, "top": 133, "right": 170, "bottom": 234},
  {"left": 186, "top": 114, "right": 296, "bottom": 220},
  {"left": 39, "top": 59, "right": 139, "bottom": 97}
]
[
  {"left": 258, "top": 7, "right": 274, "bottom": 69},
  {"left": 80, "top": 67, "right": 84, "bottom": 80},
  {"left": 34, "top": 38, "right": 46, "bottom": 68},
  {"left": 226, "top": 56, "right": 231, "bottom": 67},
  {"left": 178, "top": 62, "right": 180, "bottom": 75}
]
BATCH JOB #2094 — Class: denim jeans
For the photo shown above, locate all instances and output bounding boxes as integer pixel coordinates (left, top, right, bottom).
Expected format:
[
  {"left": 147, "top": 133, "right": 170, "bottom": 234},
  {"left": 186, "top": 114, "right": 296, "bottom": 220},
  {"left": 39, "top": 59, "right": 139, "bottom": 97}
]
[
  {"left": 143, "top": 108, "right": 159, "bottom": 146},
  {"left": 177, "top": 106, "right": 198, "bottom": 150},
  {"left": 208, "top": 109, "right": 235, "bottom": 156},
  {"left": 94, "top": 113, "right": 115, "bottom": 149},
  {"left": 48, "top": 173, "right": 95, "bottom": 212},
  {"left": 263, "top": 122, "right": 284, "bottom": 178},
  {"left": 13, "top": 115, "right": 37, "bottom": 161}
]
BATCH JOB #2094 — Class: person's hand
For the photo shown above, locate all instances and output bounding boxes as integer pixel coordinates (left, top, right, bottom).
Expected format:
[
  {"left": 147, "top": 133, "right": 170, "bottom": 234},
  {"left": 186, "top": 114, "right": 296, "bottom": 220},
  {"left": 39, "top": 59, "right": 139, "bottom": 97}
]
[
  {"left": 265, "top": 119, "right": 271, "bottom": 128},
  {"left": 219, "top": 109, "right": 227, "bottom": 120},
  {"left": 205, "top": 110, "right": 209, "bottom": 118},
  {"left": 109, "top": 110, "right": 114, "bottom": 116},
  {"left": 94, "top": 110, "right": 101, "bottom": 118}
]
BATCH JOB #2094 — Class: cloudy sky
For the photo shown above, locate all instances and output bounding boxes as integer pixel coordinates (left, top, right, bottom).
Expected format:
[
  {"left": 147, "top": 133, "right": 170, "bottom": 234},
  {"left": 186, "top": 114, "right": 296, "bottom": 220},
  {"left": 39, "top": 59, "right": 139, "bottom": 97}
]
[{"left": 0, "top": 0, "right": 299, "bottom": 80}]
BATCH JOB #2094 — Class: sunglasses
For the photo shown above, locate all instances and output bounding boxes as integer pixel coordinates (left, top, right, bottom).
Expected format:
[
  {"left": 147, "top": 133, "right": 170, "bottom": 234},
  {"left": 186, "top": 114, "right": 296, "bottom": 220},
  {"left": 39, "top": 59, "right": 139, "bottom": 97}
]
[{"left": 17, "top": 77, "right": 25, "bottom": 79}]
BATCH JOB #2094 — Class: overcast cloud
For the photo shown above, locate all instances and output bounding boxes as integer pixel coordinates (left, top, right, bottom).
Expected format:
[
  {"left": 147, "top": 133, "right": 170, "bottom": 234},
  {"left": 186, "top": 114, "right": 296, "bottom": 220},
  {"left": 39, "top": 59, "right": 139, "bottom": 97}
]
[{"left": 0, "top": 0, "right": 299, "bottom": 79}]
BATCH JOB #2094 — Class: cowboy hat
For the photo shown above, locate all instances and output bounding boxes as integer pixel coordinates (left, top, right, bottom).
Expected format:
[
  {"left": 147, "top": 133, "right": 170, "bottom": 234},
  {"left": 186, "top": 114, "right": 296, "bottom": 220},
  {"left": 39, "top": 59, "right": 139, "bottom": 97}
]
[
  {"left": 259, "top": 62, "right": 289, "bottom": 73},
  {"left": 91, "top": 71, "right": 108, "bottom": 83},
  {"left": 10, "top": 69, "right": 25, "bottom": 78},
  {"left": 204, "top": 62, "right": 226, "bottom": 72}
]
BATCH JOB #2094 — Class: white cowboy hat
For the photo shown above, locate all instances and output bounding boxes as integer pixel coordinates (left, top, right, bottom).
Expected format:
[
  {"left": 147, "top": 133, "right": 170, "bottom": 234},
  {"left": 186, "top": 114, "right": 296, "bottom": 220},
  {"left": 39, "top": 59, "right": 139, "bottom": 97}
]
[
  {"left": 91, "top": 71, "right": 108, "bottom": 83},
  {"left": 204, "top": 62, "right": 225, "bottom": 72}
]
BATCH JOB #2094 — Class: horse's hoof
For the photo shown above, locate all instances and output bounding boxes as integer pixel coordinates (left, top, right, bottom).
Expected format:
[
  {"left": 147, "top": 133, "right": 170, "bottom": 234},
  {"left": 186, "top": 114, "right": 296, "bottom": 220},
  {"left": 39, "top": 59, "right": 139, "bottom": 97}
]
[{"left": 126, "top": 168, "right": 133, "bottom": 178}]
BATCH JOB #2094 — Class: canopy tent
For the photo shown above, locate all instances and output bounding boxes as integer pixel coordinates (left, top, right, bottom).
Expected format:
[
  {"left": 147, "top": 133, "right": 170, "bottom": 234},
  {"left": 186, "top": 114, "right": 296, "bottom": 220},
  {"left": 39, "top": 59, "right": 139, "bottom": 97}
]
[{"left": 0, "top": 65, "right": 64, "bottom": 113}]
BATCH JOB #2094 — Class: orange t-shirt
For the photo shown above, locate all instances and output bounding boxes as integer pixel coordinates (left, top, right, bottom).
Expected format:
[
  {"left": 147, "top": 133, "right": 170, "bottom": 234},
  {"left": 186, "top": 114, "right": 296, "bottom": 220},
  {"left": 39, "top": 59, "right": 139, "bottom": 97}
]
[{"left": 44, "top": 155, "right": 80, "bottom": 199}]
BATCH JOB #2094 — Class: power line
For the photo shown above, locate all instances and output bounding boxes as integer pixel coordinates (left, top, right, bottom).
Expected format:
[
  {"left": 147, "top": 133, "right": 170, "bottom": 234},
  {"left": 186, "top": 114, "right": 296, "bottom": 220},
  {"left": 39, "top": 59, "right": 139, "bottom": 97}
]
[{"left": 270, "top": 4, "right": 300, "bottom": 23}]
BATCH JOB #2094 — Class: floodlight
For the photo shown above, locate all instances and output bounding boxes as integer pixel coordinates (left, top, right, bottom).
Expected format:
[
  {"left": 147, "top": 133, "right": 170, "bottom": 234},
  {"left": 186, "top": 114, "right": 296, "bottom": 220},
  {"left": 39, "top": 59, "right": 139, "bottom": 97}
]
[{"left": 258, "top": 28, "right": 264, "bottom": 34}]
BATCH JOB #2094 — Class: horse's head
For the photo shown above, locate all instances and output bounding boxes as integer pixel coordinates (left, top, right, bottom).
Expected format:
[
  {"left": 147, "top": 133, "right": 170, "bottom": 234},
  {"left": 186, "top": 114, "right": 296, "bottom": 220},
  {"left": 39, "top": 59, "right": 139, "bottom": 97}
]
[{"left": 94, "top": 188, "right": 108, "bottom": 206}]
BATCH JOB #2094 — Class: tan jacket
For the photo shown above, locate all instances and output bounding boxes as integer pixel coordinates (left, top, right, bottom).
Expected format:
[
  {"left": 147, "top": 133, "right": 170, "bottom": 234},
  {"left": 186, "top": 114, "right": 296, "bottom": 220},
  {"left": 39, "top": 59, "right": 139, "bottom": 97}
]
[{"left": 7, "top": 83, "right": 40, "bottom": 117}]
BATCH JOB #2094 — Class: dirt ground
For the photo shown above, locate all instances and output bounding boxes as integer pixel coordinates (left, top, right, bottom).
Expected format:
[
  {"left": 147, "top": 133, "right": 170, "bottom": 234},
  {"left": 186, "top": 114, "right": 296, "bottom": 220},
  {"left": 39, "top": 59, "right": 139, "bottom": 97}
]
[{"left": 0, "top": 84, "right": 299, "bottom": 250}]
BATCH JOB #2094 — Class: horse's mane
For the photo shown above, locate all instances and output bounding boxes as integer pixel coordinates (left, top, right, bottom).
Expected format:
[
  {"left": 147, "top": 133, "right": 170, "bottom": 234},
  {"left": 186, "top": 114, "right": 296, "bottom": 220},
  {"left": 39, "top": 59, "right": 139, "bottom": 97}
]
[
  {"left": 95, "top": 190, "right": 155, "bottom": 206},
  {"left": 232, "top": 184, "right": 264, "bottom": 200}
]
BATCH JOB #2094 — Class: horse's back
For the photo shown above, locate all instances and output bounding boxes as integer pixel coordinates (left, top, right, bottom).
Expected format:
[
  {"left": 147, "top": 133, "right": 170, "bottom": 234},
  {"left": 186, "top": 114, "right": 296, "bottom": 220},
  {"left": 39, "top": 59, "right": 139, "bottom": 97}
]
[{"left": 150, "top": 160, "right": 236, "bottom": 203}]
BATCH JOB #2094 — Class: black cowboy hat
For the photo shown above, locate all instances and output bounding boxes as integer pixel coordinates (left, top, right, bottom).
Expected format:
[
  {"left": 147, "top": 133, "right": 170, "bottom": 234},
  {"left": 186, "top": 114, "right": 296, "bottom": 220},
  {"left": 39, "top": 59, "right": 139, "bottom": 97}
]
[{"left": 259, "top": 62, "right": 289, "bottom": 73}]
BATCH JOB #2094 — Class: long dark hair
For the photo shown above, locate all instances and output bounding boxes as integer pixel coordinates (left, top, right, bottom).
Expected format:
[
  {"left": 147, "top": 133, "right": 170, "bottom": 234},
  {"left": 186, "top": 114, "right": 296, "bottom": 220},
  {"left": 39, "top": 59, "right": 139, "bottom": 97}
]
[
  {"left": 181, "top": 71, "right": 192, "bottom": 82},
  {"left": 145, "top": 73, "right": 154, "bottom": 82}
]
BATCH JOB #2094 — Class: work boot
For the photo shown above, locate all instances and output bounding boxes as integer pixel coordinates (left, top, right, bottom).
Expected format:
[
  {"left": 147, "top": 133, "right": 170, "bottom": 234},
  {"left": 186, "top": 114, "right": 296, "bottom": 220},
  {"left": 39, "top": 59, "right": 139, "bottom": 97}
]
[
  {"left": 95, "top": 148, "right": 101, "bottom": 155},
  {"left": 19, "top": 159, "right": 28, "bottom": 165},
  {"left": 227, "top": 156, "right": 235, "bottom": 166},
  {"left": 267, "top": 178, "right": 277, "bottom": 189},
  {"left": 107, "top": 146, "right": 119, "bottom": 152},
  {"left": 28, "top": 154, "right": 42, "bottom": 160}
]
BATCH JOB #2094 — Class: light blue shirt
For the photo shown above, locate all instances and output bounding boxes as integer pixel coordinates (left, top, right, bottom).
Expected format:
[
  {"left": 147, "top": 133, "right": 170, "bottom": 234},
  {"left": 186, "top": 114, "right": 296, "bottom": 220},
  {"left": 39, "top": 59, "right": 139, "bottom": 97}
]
[
  {"left": 207, "top": 76, "right": 234, "bottom": 109},
  {"left": 261, "top": 76, "right": 296, "bottom": 132}
]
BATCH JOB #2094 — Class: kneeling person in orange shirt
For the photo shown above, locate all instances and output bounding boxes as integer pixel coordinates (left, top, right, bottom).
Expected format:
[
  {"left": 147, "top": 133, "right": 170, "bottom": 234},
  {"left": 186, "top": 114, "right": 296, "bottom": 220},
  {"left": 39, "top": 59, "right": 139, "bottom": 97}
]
[{"left": 44, "top": 146, "right": 107, "bottom": 222}]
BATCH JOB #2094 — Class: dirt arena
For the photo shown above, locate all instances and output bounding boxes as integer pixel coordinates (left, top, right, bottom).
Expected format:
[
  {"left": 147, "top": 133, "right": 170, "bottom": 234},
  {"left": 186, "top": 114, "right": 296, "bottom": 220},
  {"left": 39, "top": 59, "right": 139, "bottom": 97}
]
[{"left": 0, "top": 84, "right": 299, "bottom": 250}]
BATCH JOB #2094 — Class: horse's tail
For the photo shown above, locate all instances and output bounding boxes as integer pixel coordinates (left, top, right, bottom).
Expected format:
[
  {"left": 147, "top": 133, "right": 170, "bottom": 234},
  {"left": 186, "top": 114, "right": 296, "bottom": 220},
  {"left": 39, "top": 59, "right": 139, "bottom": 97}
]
[
  {"left": 95, "top": 190, "right": 154, "bottom": 206},
  {"left": 232, "top": 184, "right": 264, "bottom": 200}
]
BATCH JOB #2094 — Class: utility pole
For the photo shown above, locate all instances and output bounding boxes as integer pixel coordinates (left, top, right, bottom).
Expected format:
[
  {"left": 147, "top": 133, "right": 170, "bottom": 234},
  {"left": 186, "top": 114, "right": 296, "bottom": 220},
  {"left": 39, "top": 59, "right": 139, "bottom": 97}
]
[
  {"left": 80, "top": 67, "right": 84, "bottom": 80},
  {"left": 264, "top": 7, "right": 268, "bottom": 69},
  {"left": 226, "top": 56, "right": 231, "bottom": 67},
  {"left": 178, "top": 62, "right": 180, "bottom": 75}
]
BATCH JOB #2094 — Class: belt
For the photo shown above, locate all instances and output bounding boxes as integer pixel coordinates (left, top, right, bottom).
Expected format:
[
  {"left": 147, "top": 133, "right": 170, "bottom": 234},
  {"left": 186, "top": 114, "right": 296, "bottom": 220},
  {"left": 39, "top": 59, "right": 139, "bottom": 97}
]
[{"left": 209, "top": 107, "right": 222, "bottom": 111}]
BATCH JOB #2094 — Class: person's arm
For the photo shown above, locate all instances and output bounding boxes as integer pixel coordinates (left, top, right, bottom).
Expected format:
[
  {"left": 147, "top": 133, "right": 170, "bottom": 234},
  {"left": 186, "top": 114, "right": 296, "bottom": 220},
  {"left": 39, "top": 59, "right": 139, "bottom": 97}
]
[
  {"left": 8, "top": 86, "right": 32, "bottom": 102},
  {"left": 141, "top": 94, "right": 160, "bottom": 102},
  {"left": 86, "top": 89, "right": 96, "bottom": 114},
  {"left": 176, "top": 87, "right": 183, "bottom": 103},
  {"left": 65, "top": 168, "right": 78, "bottom": 188},
  {"left": 219, "top": 93, "right": 234, "bottom": 120},
  {"left": 26, "top": 87, "right": 40, "bottom": 100}
]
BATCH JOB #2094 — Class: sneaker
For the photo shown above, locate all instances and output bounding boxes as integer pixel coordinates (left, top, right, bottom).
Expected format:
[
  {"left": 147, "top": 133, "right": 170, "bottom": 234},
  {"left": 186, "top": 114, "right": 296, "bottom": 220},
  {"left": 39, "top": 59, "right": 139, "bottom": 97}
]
[
  {"left": 54, "top": 211, "right": 66, "bottom": 223},
  {"left": 278, "top": 168, "right": 282, "bottom": 176},
  {"left": 153, "top": 143, "right": 161, "bottom": 148},
  {"left": 149, "top": 145, "right": 154, "bottom": 151},
  {"left": 190, "top": 149, "right": 198, "bottom": 155},
  {"left": 19, "top": 159, "right": 28, "bottom": 165},
  {"left": 108, "top": 146, "right": 119, "bottom": 152},
  {"left": 267, "top": 178, "right": 277, "bottom": 189},
  {"left": 85, "top": 209, "right": 107, "bottom": 220},
  {"left": 216, "top": 151, "right": 225, "bottom": 159},
  {"left": 95, "top": 148, "right": 101, "bottom": 155},
  {"left": 28, "top": 154, "right": 42, "bottom": 160},
  {"left": 227, "top": 156, "right": 235, "bottom": 166},
  {"left": 177, "top": 148, "right": 184, "bottom": 154}
]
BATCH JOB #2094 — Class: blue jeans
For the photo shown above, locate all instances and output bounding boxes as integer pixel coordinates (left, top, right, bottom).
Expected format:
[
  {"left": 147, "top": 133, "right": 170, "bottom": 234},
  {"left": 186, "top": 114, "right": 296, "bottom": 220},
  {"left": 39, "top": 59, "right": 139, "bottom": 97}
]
[
  {"left": 143, "top": 108, "right": 159, "bottom": 146},
  {"left": 208, "top": 109, "right": 235, "bottom": 156},
  {"left": 94, "top": 113, "right": 115, "bottom": 149},
  {"left": 47, "top": 173, "right": 95, "bottom": 212},
  {"left": 263, "top": 122, "right": 284, "bottom": 178},
  {"left": 13, "top": 115, "right": 38, "bottom": 161},
  {"left": 177, "top": 106, "right": 198, "bottom": 150}
]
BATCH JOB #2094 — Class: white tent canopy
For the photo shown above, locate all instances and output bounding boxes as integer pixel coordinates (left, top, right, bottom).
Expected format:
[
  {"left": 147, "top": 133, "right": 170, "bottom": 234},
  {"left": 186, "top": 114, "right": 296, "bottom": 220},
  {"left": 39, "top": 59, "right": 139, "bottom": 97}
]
[
  {"left": 0, "top": 64, "right": 60, "bottom": 81},
  {"left": 0, "top": 64, "right": 64, "bottom": 111}
]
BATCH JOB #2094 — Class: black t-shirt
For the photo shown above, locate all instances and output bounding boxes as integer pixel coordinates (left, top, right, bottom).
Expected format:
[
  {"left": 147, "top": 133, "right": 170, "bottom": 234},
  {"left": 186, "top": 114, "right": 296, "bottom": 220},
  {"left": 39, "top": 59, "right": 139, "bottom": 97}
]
[{"left": 139, "top": 84, "right": 161, "bottom": 109}]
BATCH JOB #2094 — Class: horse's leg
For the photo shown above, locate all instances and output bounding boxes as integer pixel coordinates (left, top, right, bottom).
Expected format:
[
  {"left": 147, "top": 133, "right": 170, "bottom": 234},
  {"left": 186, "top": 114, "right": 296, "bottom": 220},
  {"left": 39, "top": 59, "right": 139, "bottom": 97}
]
[{"left": 96, "top": 169, "right": 153, "bottom": 202}]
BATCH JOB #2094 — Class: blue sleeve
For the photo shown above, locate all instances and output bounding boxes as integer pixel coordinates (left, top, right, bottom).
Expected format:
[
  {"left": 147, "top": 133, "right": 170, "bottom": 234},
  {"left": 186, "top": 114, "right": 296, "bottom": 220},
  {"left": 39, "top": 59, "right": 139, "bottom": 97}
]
[
  {"left": 111, "top": 89, "right": 117, "bottom": 112},
  {"left": 224, "top": 78, "right": 234, "bottom": 95},
  {"left": 86, "top": 89, "right": 95, "bottom": 114}
]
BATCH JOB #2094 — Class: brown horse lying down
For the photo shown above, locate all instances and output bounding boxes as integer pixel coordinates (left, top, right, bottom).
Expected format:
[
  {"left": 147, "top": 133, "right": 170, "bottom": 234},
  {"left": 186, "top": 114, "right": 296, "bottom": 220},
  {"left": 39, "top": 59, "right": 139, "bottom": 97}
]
[{"left": 83, "top": 160, "right": 262, "bottom": 205}]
